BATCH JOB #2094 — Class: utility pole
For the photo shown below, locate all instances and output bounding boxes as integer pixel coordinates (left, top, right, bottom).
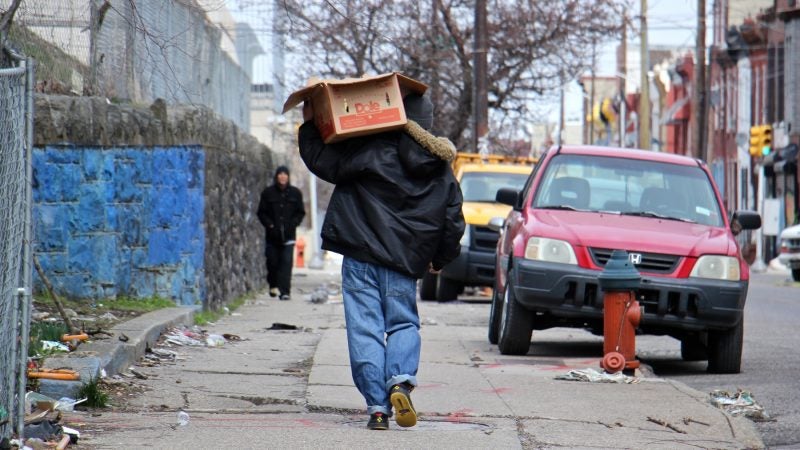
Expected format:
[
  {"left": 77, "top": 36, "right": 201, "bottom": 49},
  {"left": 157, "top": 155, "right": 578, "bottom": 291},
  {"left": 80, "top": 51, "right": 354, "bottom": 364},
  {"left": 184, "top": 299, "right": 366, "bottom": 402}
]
[
  {"left": 692, "top": 0, "right": 707, "bottom": 160},
  {"left": 558, "top": 85, "right": 565, "bottom": 146},
  {"left": 431, "top": 0, "right": 441, "bottom": 128},
  {"left": 619, "top": 13, "right": 627, "bottom": 147},
  {"left": 590, "top": 43, "right": 596, "bottom": 145},
  {"left": 473, "top": 0, "right": 488, "bottom": 154},
  {"left": 639, "top": 0, "right": 651, "bottom": 150}
]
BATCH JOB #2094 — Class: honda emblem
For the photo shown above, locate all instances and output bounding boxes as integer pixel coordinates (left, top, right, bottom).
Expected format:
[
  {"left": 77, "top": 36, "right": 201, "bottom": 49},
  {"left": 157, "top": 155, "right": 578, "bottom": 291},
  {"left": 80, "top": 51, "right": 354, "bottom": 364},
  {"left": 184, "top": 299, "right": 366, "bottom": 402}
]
[{"left": 629, "top": 253, "right": 642, "bottom": 265}]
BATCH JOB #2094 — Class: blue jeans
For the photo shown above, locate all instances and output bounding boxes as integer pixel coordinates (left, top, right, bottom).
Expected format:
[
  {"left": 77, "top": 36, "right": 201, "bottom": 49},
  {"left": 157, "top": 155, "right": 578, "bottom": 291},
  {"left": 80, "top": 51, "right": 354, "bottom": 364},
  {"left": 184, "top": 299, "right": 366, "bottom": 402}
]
[{"left": 341, "top": 256, "right": 420, "bottom": 416}]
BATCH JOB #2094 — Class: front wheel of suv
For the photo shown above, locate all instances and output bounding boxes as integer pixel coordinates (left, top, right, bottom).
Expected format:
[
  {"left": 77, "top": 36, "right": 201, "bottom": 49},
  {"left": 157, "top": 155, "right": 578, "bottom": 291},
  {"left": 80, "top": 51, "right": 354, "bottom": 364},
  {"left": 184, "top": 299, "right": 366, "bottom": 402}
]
[
  {"left": 497, "top": 281, "right": 532, "bottom": 355},
  {"left": 707, "top": 321, "right": 743, "bottom": 374}
]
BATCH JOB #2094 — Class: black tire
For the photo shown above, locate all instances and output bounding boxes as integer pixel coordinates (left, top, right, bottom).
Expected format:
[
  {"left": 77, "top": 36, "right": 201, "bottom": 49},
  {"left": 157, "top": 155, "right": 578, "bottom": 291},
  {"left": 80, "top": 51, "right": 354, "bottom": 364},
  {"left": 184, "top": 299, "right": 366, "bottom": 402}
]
[
  {"left": 707, "top": 321, "right": 744, "bottom": 374},
  {"left": 436, "top": 276, "right": 461, "bottom": 302},
  {"left": 792, "top": 268, "right": 800, "bottom": 282},
  {"left": 497, "top": 282, "right": 533, "bottom": 355},
  {"left": 680, "top": 335, "right": 708, "bottom": 361},
  {"left": 488, "top": 280, "right": 503, "bottom": 344},
  {"left": 419, "top": 272, "right": 437, "bottom": 301}
]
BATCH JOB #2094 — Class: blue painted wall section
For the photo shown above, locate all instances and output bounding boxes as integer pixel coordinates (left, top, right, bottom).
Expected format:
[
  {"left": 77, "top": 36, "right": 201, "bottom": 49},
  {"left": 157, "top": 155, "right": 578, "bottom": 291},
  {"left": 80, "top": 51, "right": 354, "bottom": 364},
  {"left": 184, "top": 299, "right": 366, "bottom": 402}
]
[{"left": 32, "top": 145, "right": 206, "bottom": 305}]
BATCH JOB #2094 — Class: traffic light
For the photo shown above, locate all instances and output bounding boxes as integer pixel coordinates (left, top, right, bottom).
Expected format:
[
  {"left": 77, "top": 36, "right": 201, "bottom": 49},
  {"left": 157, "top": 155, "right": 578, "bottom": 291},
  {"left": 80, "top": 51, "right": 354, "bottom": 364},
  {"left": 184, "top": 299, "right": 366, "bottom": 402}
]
[
  {"left": 761, "top": 125, "right": 772, "bottom": 156},
  {"left": 749, "top": 125, "right": 773, "bottom": 157}
]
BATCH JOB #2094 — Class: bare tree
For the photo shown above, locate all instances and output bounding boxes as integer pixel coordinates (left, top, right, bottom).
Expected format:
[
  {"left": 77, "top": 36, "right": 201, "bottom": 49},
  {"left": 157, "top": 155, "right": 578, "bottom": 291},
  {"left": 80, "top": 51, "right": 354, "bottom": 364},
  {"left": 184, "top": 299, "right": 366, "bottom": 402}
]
[
  {"left": 275, "top": 0, "right": 626, "bottom": 150},
  {"left": 0, "top": 0, "right": 22, "bottom": 59}
]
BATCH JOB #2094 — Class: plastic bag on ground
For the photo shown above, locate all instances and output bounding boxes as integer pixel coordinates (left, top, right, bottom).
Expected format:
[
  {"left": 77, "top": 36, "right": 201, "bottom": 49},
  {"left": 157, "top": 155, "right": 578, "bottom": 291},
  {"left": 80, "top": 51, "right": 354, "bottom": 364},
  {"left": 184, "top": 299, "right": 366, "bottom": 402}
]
[
  {"left": 554, "top": 367, "right": 639, "bottom": 384},
  {"left": 55, "top": 397, "right": 87, "bottom": 412},
  {"left": 205, "top": 334, "right": 226, "bottom": 347},
  {"left": 177, "top": 410, "right": 190, "bottom": 427},
  {"left": 709, "top": 389, "right": 771, "bottom": 421}
]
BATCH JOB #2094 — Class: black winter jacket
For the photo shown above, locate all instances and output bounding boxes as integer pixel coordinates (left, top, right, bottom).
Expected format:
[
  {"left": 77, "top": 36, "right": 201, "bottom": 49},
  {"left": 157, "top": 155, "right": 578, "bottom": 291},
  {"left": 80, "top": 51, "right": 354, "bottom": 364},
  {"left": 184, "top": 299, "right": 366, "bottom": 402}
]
[
  {"left": 298, "top": 121, "right": 465, "bottom": 279},
  {"left": 257, "top": 183, "right": 305, "bottom": 245}
]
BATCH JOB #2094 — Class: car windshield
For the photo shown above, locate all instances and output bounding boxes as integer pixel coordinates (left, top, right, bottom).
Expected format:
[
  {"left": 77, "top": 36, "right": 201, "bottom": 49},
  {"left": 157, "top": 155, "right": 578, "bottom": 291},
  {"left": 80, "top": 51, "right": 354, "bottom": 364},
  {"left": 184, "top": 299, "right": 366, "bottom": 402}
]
[
  {"left": 460, "top": 171, "right": 530, "bottom": 203},
  {"left": 532, "top": 154, "right": 724, "bottom": 227}
]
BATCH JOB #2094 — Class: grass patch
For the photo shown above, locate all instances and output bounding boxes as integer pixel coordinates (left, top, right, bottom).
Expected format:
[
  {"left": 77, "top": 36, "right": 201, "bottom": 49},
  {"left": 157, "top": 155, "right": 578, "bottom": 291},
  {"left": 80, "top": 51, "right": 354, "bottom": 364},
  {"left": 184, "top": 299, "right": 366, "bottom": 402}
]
[
  {"left": 193, "top": 310, "right": 218, "bottom": 326},
  {"left": 228, "top": 295, "right": 249, "bottom": 312},
  {"left": 33, "top": 294, "right": 176, "bottom": 317},
  {"left": 28, "top": 322, "right": 69, "bottom": 357},
  {"left": 76, "top": 378, "right": 108, "bottom": 408},
  {"left": 101, "top": 296, "right": 176, "bottom": 312},
  {"left": 193, "top": 293, "right": 254, "bottom": 326}
]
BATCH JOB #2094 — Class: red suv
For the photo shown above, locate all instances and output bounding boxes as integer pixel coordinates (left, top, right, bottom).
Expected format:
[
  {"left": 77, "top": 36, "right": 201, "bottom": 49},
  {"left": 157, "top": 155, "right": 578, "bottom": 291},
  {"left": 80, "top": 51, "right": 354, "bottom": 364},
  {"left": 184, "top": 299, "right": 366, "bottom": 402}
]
[{"left": 489, "top": 146, "right": 761, "bottom": 373}]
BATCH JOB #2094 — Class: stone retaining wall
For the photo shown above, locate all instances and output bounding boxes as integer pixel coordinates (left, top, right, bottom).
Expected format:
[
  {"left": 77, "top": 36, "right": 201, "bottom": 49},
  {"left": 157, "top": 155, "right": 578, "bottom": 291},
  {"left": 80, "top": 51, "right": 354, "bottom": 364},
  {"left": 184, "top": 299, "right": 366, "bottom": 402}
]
[{"left": 33, "top": 95, "right": 272, "bottom": 310}]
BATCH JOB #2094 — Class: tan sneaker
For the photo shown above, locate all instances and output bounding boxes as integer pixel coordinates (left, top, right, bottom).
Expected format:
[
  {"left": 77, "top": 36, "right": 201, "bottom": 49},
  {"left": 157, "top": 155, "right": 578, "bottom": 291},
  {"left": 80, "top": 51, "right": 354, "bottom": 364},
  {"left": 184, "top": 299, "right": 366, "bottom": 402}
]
[{"left": 390, "top": 383, "right": 417, "bottom": 427}]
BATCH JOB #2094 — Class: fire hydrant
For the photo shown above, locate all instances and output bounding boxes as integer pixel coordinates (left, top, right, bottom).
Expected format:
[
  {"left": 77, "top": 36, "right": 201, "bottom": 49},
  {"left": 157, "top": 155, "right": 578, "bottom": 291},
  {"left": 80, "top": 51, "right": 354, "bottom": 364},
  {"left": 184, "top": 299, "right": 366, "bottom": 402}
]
[
  {"left": 295, "top": 237, "right": 306, "bottom": 268},
  {"left": 598, "top": 250, "right": 642, "bottom": 374}
]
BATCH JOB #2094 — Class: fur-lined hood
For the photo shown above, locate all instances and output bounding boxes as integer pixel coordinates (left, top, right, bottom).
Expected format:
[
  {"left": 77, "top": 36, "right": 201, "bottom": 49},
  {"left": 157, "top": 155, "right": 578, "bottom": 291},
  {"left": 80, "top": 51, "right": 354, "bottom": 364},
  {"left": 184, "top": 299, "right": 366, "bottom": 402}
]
[
  {"left": 396, "top": 119, "right": 456, "bottom": 179},
  {"left": 403, "top": 120, "right": 456, "bottom": 162}
]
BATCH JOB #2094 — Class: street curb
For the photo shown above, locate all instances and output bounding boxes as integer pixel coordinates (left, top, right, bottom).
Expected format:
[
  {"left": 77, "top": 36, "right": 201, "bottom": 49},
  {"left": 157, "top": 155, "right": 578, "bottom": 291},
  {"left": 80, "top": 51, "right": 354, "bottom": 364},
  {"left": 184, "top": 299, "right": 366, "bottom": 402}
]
[{"left": 39, "top": 306, "right": 196, "bottom": 399}]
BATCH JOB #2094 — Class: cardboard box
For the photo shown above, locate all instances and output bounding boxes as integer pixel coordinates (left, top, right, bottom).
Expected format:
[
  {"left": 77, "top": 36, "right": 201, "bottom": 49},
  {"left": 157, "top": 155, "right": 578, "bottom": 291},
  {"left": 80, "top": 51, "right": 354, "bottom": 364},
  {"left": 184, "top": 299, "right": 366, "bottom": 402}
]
[{"left": 282, "top": 72, "right": 428, "bottom": 143}]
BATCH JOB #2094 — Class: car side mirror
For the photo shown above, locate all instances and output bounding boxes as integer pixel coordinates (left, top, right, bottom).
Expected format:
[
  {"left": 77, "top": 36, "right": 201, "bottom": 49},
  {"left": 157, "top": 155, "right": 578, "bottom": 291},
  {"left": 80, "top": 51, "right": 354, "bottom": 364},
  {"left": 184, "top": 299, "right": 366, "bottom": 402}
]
[
  {"left": 487, "top": 216, "right": 505, "bottom": 232},
  {"left": 731, "top": 210, "right": 761, "bottom": 233},
  {"left": 496, "top": 188, "right": 520, "bottom": 210}
]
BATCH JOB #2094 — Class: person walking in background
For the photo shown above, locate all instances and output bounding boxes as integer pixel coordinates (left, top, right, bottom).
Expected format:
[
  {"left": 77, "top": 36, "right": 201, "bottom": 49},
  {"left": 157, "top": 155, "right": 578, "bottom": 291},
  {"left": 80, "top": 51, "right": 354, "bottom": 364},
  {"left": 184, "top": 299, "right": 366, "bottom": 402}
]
[
  {"left": 298, "top": 93, "right": 465, "bottom": 430},
  {"left": 257, "top": 165, "right": 305, "bottom": 301}
]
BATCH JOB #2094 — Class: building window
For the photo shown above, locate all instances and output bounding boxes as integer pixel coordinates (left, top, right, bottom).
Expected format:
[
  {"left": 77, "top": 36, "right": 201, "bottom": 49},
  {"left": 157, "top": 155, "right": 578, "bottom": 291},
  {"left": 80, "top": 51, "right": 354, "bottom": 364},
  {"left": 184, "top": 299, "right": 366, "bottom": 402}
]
[
  {"left": 753, "top": 67, "right": 759, "bottom": 127},
  {"left": 768, "top": 46, "right": 777, "bottom": 124},
  {"left": 777, "top": 45, "right": 785, "bottom": 123}
]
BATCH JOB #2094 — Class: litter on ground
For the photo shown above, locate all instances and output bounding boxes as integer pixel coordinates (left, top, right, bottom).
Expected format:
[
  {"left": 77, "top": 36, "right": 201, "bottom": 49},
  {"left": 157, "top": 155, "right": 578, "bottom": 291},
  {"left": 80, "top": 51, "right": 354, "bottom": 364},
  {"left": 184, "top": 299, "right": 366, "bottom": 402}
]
[
  {"left": 709, "top": 389, "right": 772, "bottom": 421},
  {"left": 554, "top": 367, "right": 639, "bottom": 384}
]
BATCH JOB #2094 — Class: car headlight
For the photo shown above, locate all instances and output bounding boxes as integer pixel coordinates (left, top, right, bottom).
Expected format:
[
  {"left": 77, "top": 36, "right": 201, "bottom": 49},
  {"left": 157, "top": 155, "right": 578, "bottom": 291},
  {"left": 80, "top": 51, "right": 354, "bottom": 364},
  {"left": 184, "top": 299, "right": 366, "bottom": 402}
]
[
  {"left": 524, "top": 237, "right": 577, "bottom": 264},
  {"left": 689, "top": 255, "right": 740, "bottom": 281},
  {"left": 460, "top": 226, "right": 470, "bottom": 246}
]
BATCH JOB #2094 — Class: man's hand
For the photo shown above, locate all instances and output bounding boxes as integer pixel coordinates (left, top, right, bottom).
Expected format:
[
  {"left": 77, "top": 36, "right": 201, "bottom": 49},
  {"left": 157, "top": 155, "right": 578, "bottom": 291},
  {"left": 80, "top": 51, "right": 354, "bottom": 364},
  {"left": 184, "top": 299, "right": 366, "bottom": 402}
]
[
  {"left": 303, "top": 100, "right": 314, "bottom": 122},
  {"left": 428, "top": 262, "right": 441, "bottom": 274}
]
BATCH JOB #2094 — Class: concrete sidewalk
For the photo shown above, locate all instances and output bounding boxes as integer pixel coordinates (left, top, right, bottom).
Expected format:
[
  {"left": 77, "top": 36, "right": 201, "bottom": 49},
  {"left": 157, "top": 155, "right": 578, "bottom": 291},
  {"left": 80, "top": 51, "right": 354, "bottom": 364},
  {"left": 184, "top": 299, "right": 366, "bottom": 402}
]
[{"left": 53, "top": 265, "right": 763, "bottom": 449}]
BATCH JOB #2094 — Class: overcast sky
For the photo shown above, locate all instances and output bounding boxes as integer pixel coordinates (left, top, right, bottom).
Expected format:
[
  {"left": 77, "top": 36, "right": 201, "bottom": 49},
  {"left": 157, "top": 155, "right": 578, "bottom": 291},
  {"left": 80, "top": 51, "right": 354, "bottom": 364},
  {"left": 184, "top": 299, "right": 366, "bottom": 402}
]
[
  {"left": 557, "top": 0, "right": 704, "bottom": 123},
  {"left": 227, "top": 0, "right": 707, "bottom": 124}
]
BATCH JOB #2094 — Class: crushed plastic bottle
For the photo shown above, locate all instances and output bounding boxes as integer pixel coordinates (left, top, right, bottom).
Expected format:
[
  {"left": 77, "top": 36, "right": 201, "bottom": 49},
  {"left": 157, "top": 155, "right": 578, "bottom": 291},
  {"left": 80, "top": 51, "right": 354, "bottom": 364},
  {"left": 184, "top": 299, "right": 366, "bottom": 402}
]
[
  {"left": 177, "top": 410, "right": 190, "bottom": 427},
  {"left": 205, "top": 334, "right": 226, "bottom": 347}
]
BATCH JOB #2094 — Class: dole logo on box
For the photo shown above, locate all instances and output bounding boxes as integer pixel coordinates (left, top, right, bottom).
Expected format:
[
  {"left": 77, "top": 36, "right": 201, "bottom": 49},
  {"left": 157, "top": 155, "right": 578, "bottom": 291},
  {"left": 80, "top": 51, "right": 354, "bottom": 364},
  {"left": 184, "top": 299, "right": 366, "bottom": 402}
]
[{"left": 355, "top": 101, "right": 381, "bottom": 114}]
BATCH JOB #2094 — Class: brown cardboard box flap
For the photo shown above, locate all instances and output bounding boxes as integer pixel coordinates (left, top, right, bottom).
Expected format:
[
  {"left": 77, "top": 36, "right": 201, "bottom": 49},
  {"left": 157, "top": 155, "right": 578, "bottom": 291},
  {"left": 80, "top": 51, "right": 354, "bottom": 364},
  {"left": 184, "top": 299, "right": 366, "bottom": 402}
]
[{"left": 282, "top": 72, "right": 428, "bottom": 114}]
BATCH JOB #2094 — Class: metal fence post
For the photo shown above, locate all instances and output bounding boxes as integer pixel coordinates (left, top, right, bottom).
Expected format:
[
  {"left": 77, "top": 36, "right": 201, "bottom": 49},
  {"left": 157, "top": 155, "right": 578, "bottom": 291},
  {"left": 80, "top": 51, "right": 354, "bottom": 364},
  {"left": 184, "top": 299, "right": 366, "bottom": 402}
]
[
  {"left": 0, "top": 48, "right": 28, "bottom": 442},
  {"left": 15, "top": 55, "right": 34, "bottom": 442}
]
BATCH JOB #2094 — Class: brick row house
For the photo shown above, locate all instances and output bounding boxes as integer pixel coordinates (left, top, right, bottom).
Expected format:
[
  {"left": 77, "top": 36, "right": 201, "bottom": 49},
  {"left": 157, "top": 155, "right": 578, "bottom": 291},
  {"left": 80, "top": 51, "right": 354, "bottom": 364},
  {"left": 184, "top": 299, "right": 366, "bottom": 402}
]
[
  {"left": 656, "top": 0, "right": 798, "bottom": 262},
  {"left": 708, "top": 0, "right": 799, "bottom": 261}
]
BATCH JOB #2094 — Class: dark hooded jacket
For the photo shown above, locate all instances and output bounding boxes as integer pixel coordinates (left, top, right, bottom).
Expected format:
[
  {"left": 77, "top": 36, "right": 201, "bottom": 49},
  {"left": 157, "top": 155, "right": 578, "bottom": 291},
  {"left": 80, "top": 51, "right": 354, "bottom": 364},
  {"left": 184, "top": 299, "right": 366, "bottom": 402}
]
[
  {"left": 298, "top": 93, "right": 465, "bottom": 278},
  {"left": 257, "top": 166, "right": 305, "bottom": 245}
]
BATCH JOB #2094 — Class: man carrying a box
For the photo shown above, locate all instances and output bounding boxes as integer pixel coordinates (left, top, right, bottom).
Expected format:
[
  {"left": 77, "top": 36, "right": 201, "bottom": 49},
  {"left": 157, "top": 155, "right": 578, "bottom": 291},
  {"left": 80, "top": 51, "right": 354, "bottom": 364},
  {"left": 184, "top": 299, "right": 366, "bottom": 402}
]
[{"left": 298, "top": 93, "right": 464, "bottom": 430}]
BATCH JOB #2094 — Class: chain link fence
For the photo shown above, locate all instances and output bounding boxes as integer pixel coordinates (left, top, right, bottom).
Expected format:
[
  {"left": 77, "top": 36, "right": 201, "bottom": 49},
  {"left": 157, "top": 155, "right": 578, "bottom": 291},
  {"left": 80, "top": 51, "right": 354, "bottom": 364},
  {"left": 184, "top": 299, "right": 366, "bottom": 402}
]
[
  {"left": 0, "top": 47, "right": 34, "bottom": 441},
  {"left": 7, "top": 0, "right": 251, "bottom": 130}
]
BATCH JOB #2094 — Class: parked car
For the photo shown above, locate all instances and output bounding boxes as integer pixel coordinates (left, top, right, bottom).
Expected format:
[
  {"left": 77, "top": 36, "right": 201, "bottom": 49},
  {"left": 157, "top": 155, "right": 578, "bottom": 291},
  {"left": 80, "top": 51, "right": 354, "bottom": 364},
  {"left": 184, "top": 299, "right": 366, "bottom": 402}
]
[
  {"left": 419, "top": 153, "right": 534, "bottom": 301},
  {"left": 489, "top": 145, "right": 761, "bottom": 374},
  {"left": 778, "top": 224, "right": 800, "bottom": 281}
]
